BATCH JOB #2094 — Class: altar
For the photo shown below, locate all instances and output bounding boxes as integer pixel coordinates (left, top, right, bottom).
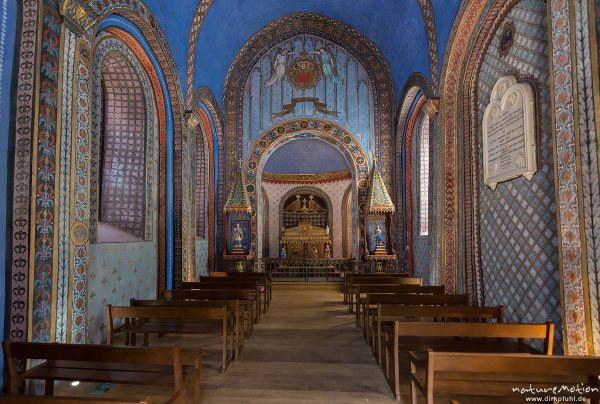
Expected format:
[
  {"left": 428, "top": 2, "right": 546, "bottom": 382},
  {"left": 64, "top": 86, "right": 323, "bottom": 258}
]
[{"left": 280, "top": 222, "right": 332, "bottom": 259}]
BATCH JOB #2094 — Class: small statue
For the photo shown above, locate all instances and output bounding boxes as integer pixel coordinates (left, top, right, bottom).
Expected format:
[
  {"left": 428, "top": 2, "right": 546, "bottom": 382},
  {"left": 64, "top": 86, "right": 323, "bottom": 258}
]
[
  {"left": 232, "top": 223, "right": 243, "bottom": 247},
  {"left": 375, "top": 224, "right": 384, "bottom": 246},
  {"left": 280, "top": 245, "right": 287, "bottom": 258},
  {"left": 324, "top": 244, "right": 331, "bottom": 259},
  {"left": 312, "top": 246, "right": 319, "bottom": 258}
]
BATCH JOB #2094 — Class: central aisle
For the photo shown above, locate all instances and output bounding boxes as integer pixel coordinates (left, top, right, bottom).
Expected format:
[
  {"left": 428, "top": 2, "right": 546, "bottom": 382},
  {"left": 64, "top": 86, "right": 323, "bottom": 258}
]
[{"left": 203, "top": 284, "right": 395, "bottom": 403}]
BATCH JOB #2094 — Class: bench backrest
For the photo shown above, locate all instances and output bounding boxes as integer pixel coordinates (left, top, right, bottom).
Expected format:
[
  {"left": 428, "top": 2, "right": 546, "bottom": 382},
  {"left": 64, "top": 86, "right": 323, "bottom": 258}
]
[
  {"left": 3, "top": 341, "right": 191, "bottom": 395},
  {"left": 162, "top": 289, "right": 252, "bottom": 302},
  {"left": 0, "top": 397, "right": 154, "bottom": 403},
  {"left": 179, "top": 281, "right": 259, "bottom": 291},
  {"left": 352, "top": 277, "right": 422, "bottom": 286},
  {"left": 367, "top": 293, "right": 469, "bottom": 306},
  {"left": 4, "top": 341, "right": 184, "bottom": 365},
  {"left": 429, "top": 351, "right": 600, "bottom": 375},
  {"left": 347, "top": 273, "right": 409, "bottom": 278},
  {"left": 130, "top": 298, "right": 239, "bottom": 313},
  {"left": 395, "top": 321, "right": 554, "bottom": 354},
  {"left": 378, "top": 304, "right": 504, "bottom": 322},
  {"left": 357, "top": 285, "right": 444, "bottom": 295},
  {"left": 107, "top": 305, "right": 227, "bottom": 343}
]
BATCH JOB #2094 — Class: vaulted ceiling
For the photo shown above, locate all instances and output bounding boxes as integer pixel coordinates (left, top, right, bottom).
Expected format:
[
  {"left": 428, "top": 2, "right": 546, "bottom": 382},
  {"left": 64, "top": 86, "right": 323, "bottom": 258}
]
[{"left": 143, "top": 0, "right": 462, "bottom": 105}]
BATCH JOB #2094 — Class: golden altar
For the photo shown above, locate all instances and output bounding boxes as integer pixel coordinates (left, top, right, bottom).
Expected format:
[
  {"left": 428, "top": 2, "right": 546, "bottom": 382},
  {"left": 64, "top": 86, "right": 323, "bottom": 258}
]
[{"left": 280, "top": 222, "right": 332, "bottom": 259}]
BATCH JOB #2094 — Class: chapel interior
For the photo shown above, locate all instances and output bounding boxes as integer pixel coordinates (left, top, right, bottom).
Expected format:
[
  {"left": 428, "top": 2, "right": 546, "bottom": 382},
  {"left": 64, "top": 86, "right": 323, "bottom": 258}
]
[{"left": 0, "top": 0, "right": 600, "bottom": 403}]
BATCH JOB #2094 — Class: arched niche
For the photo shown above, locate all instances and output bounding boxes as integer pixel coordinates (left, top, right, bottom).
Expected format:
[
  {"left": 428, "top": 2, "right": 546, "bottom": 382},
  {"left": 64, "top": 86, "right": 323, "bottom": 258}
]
[
  {"left": 245, "top": 119, "right": 369, "bottom": 259},
  {"left": 278, "top": 186, "right": 333, "bottom": 236}
]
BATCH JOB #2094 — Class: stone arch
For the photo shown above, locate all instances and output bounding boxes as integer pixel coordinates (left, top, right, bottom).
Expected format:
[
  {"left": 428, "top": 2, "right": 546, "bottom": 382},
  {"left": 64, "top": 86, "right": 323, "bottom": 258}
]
[
  {"left": 395, "top": 72, "right": 431, "bottom": 273},
  {"left": 278, "top": 186, "right": 334, "bottom": 238},
  {"left": 224, "top": 13, "right": 395, "bottom": 236},
  {"left": 194, "top": 86, "right": 225, "bottom": 268},
  {"left": 90, "top": 35, "right": 157, "bottom": 244},
  {"left": 196, "top": 106, "right": 217, "bottom": 272},
  {"left": 342, "top": 184, "right": 353, "bottom": 258},
  {"left": 245, "top": 119, "right": 369, "bottom": 259},
  {"left": 92, "top": 3, "right": 187, "bottom": 289}
]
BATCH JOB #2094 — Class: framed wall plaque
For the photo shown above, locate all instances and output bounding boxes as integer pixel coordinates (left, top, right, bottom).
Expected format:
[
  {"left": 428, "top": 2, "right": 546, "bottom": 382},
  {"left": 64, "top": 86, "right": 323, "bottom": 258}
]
[{"left": 482, "top": 75, "right": 537, "bottom": 190}]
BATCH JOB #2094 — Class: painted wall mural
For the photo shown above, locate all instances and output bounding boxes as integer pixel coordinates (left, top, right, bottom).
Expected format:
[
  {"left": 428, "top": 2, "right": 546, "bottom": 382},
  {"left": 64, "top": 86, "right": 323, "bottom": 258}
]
[
  {"left": 241, "top": 33, "right": 376, "bottom": 161},
  {"left": 223, "top": 14, "right": 395, "bottom": 253}
]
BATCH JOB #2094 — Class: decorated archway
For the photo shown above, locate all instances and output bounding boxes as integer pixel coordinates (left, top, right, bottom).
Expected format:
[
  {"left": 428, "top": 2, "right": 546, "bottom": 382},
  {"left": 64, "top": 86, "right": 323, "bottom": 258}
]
[{"left": 244, "top": 119, "right": 369, "bottom": 259}]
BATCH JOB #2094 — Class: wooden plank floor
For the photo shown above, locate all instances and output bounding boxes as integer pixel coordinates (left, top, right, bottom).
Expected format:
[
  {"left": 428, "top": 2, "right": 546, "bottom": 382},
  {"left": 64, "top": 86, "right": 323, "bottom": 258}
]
[{"left": 55, "top": 284, "right": 514, "bottom": 403}]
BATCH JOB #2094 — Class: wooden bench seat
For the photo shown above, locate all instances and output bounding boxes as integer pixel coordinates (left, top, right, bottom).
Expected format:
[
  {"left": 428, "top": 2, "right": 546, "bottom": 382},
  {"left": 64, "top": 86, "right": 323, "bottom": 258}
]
[
  {"left": 107, "top": 305, "right": 232, "bottom": 373},
  {"left": 185, "top": 279, "right": 267, "bottom": 314},
  {"left": 130, "top": 298, "right": 243, "bottom": 359},
  {"left": 202, "top": 272, "right": 272, "bottom": 306},
  {"left": 162, "top": 289, "right": 256, "bottom": 335},
  {"left": 3, "top": 342, "right": 200, "bottom": 403},
  {"left": 361, "top": 293, "right": 469, "bottom": 331},
  {"left": 348, "top": 277, "right": 422, "bottom": 311},
  {"left": 0, "top": 389, "right": 185, "bottom": 404},
  {"left": 354, "top": 285, "right": 445, "bottom": 325},
  {"left": 384, "top": 321, "right": 554, "bottom": 402},
  {"left": 179, "top": 281, "right": 262, "bottom": 320},
  {"left": 373, "top": 304, "right": 504, "bottom": 365},
  {"left": 342, "top": 273, "right": 410, "bottom": 304},
  {"left": 409, "top": 351, "right": 600, "bottom": 404}
]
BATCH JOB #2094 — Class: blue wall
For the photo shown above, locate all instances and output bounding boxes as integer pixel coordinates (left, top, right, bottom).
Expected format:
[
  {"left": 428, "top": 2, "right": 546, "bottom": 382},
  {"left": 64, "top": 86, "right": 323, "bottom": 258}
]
[
  {"left": 194, "top": 0, "right": 429, "bottom": 102},
  {"left": 1, "top": 0, "right": 17, "bottom": 387},
  {"left": 431, "top": 0, "right": 462, "bottom": 72},
  {"left": 142, "top": 0, "right": 197, "bottom": 94},
  {"left": 263, "top": 138, "right": 350, "bottom": 174},
  {"left": 141, "top": 0, "right": 464, "bottom": 103}
]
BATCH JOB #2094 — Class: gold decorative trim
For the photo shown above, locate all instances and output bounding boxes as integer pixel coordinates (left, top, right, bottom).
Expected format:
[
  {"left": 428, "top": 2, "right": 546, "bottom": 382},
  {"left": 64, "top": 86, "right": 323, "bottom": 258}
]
[{"left": 262, "top": 170, "right": 352, "bottom": 183}]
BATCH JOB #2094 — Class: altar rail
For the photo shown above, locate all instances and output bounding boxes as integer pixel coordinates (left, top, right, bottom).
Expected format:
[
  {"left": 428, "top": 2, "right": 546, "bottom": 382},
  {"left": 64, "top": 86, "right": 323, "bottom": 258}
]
[{"left": 252, "top": 259, "right": 396, "bottom": 282}]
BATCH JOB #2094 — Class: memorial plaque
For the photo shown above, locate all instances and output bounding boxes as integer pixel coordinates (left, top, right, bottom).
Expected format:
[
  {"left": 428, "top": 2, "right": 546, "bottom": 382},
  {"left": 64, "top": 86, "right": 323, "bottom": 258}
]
[{"left": 482, "top": 75, "right": 537, "bottom": 190}]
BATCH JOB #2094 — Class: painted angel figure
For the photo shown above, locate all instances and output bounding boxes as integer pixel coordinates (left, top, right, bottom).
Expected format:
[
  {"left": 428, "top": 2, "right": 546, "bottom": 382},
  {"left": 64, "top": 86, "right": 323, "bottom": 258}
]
[
  {"left": 313, "top": 47, "right": 345, "bottom": 86},
  {"left": 265, "top": 48, "right": 295, "bottom": 87}
]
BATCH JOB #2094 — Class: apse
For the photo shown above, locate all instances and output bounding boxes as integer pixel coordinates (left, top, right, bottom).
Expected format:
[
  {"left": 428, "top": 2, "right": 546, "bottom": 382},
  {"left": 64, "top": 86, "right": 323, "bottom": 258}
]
[
  {"left": 263, "top": 138, "right": 350, "bottom": 174},
  {"left": 259, "top": 137, "right": 355, "bottom": 260}
]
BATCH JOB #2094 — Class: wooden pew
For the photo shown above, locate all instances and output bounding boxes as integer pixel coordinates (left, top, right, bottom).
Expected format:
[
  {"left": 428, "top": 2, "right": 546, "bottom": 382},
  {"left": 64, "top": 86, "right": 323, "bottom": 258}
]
[
  {"left": 107, "top": 305, "right": 233, "bottom": 373},
  {"left": 361, "top": 293, "right": 469, "bottom": 332},
  {"left": 384, "top": 321, "right": 554, "bottom": 402},
  {"left": 191, "top": 278, "right": 270, "bottom": 314},
  {"left": 0, "top": 389, "right": 186, "bottom": 403},
  {"left": 207, "top": 272, "right": 272, "bottom": 304},
  {"left": 180, "top": 281, "right": 262, "bottom": 320},
  {"left": 348, "top": 277, "right": 422, "bottom": 311},
  {"left": 130, "top": 298, "right": 242, "bottom": 359},
  {"left": 409, "top": 351, "right": 600, "bottom": 404},
  {"left": 374, "top": 304, "right": 504, "bottom": 365},
  {"left": 0, "top": 397, "right": 152, "bottom": 403},
  {"left": 3, "top": 342, "right": 200, "bottom": 403},
  {"left": 343, "top": 273, "right": 409, "bottom": 304},
  {"left": 354, "top": 285, "right": 445, "bottom": 324},
  {"left": 162, "top": 289, "right": 256, "bottom": 336}
]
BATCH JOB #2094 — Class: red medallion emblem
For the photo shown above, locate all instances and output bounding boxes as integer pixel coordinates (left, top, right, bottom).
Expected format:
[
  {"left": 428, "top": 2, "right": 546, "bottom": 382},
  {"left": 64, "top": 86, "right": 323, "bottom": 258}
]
[{"left": 286, "top": 56, "right": 321, "bottom": 90}]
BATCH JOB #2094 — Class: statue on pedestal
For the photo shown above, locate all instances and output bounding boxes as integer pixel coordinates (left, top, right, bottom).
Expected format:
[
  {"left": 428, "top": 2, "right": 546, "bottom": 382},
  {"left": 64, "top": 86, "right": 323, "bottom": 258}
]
[
  {"left": 233, "top": 223, "right": 243, "bottom": 247},
  {"left": 375, "top": 225, "right": 384, "bottom": 246}
]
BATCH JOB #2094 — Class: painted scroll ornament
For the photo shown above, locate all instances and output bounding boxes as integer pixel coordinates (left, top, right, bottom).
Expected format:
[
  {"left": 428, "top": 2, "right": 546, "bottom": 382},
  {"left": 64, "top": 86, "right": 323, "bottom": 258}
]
[{"left": 482, "top": 75, "right": 537, "bottom": 190}]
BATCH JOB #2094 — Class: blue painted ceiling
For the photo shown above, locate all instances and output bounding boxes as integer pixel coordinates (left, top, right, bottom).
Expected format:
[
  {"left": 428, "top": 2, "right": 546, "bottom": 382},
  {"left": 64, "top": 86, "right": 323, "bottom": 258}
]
[
  {"left": 142, "top": 0, "right": 461, "bottom": 105},
  {"left": 263, "top": 138, "right": 349, "bottom": 174}
]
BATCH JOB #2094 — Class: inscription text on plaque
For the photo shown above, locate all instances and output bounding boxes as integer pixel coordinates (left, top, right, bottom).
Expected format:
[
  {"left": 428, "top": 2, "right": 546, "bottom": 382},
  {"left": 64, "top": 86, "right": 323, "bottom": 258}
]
[{"left": 482, "top": 75, "right": 537, "bottom": 190}]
